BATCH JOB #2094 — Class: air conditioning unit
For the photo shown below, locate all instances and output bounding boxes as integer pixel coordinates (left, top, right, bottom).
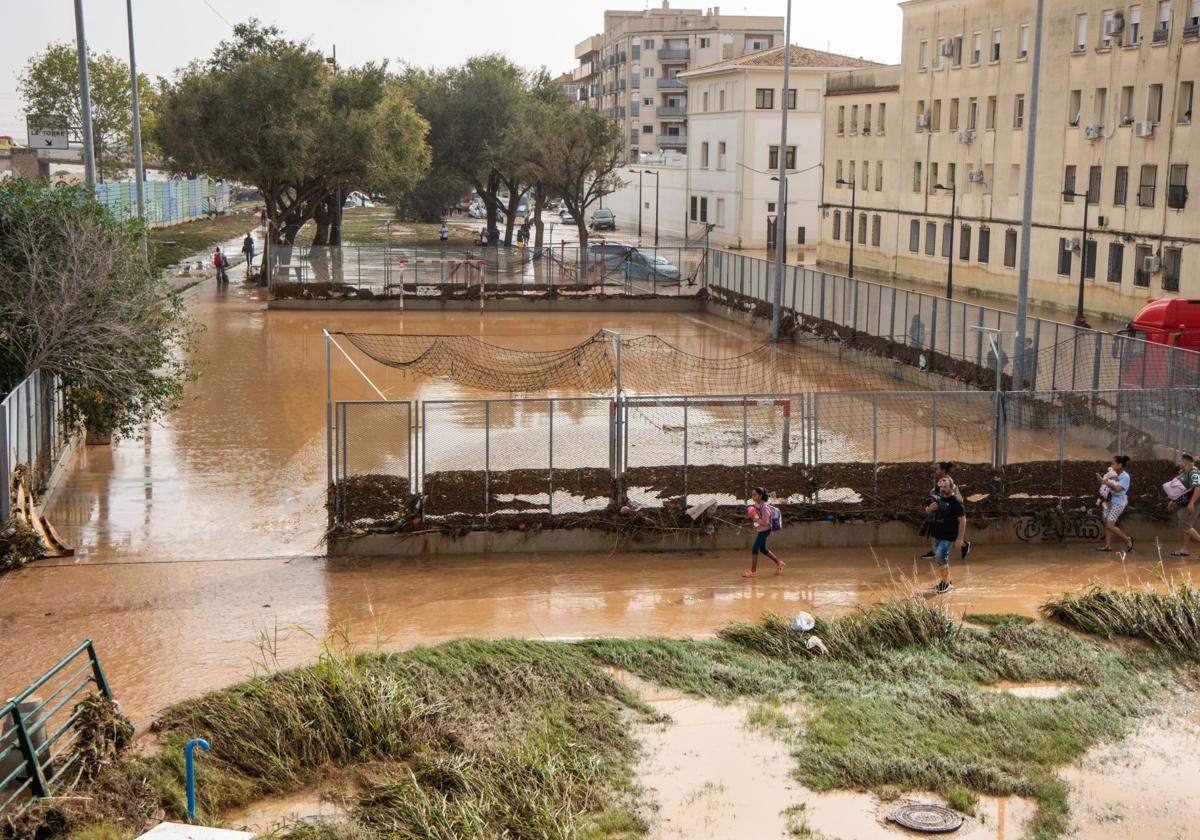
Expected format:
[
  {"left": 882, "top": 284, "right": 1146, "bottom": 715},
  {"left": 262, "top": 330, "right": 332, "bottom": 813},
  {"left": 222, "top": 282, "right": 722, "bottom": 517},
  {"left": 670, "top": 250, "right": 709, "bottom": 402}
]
[
  {"left": 1144, "top": 254, "right": 1162, "bottom": 273},
  {"left": 957, "top": 129, "right": 975, "bottom": 143},
  {"left": 1105, "top": 13, "right": 1126, "bottom": 35},
  {"left": 1097, "top": 215, "right": 1108, "bottom": 227},
  {"left": 1135, "top": 121, "right": 1157, "bottom": 137},
  {"left": 1065, "top": 237, "right": 1082, "bottom": 252},
  {"left": 916, "top": 112, "right": 930, "bottom": 128},
  {"left": 940, "top": 41, "right": 956, "bottom": 57},
  {"left": 1084, "top": 124, "right": 1103, "bottom": 140},
  {"left": 967, "top": 169, "right": 984, "bottom": 183}
]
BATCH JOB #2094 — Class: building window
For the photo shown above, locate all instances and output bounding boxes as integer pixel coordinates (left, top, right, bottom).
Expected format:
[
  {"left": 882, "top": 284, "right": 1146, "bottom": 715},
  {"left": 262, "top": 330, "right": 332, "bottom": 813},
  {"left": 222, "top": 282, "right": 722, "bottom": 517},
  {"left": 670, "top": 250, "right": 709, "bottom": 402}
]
[
  {"left": 953, "top": 34, "right": 964, "bottom": 66},
  {"left": 768, "top": 145, "right": 796, "bottom": 169},
  {"left": 1120, "top": 86, "right": 1135, "bottom": 123},
  {"left": 875, "top": 161, "right": 884, "bottom": 190},
  {"left": 1095, "top": 87, "right": 1108, "bottom": 126},
  {"left": 1085, "top": 239, "right": 1098, "bottom": 279},
  {"left": 960, "top": 224, "right": 972, "bottom": 261},
  {"left": 851, "top": 105, "right": 859, "bottom": 133},
  {"left": 935, "top": 37, "right": 947, "bottom": 69},
  {"left": 1169, "top": 164, "right": 1189, "bottom": 208},
  {"left": 836, "top": 159, "right": 844, "bottom": 183},
  {"left": 1010, "top": 163, "right": 1021, "bottom": 196},
  {"left": 919, "top": 39, "right": 929, "bottom": 70},
  {"left": 1014, "top": 94, "right": 1026, "bottom": 128},
  {"left": 930, "top": 162, "right": 939, "bottom": 192},
  {"left": 1164, "top": 247, "right": 1182, "bottom": 292},
  {"left": 978, "top": 227, "right": 991, "bottom": 263},
  {"left": 1180, "top": 82, "right": 1194, "bottom": 123},
  {"left": 941, "top": 223, "right": 952, "bottom": 257},
  {"left": 917, "top": 98, "right": 926, "bottom": 129},
  {"left": 967, "top": 97, "right": 978, "bottom": 129},
  {"left": 932, "top": 99, "right": 942, "bottom": 130},
  {"left": 986, "top": 96, "right": 997, "bottom": 129},
  {"left": 1108, "top": 242, "right": 1125, "bottom": 283},
  {"left": 1135, "top": 244, "right": 1153, "bottom": 286},
  {"left": 702, "top": 91, "right": 709, "bottom": 112},
  {"left": 913, "top": 161, "right": 923, "bottom": 192},
  {"left": 971, "top": 31, "right": 982, "bottom": 63},
  {"left": 716, "top": 197, "right": 725, "bottom": 226},
  {"left": 700, "top": 37, "right": 711, "bottom": 48},
  {"left": 644, "top": 38, "right": 655, "bottom": 49},
  {"left": 1102, "top": 10, "right": 1117, "bottom": 47},
  {"left": 909, "top": 219, "right": 920, "bottom": 252},
  {"left": 719, "top": 89, "right": 725, "bottom": 110},
  {"left": 1147, "top": 83, "right": 1164, "bottom": 122},
  {"left": 1138, "top": 163, "right": 1158, "bottom": 206},
  {"left": 1004, "top": 229, "right": 1018, "bottom": 267},
  {"left": 858, "top": 213, "right": 868, "bottom": 244},
  {"left": 755, "top": 88, "right": 774, "bottom": 109},
  {"left": 1157, "top": 0, "right": 1171, "bottom": 39},
  {"left": 1063, "top": 165, "right": 1077, "bottom": 200},
  {"left": 699, "top": 197, "right": 708, "bottom": 222},
  {"left": 1068, "top": 89, "right": 1082, "bottom": 126},
  {"left": 701, "top": 142, "right": 709, "bottom": 168},
  {"left": 925, "top": 221, "right": 937, "bottom": 255},
  {"left": 872, "top": 214, "right": 882, "bottom": 246},
  {"left": 1075, "top": 13, "right": 1089, "bottom": 50},
  {"left": 1114, "top": 165, "right": 1129, "bottom": 204},
  {"left": 878, "top": 103, "right": 886, "bottom": 133},
  {"left": 1088, "top": 166, "right": 1102, "bottom": 203},
  {"left": 718, "top": 141, "right": 727, "bottom": 169},
  {"left": 864, "top": 103, "right": 872, "bottom": 130},
  {"left": 787, "top": 88, "right": 797, "bottom": 109},
  {"left": 1130, "top": 4, "right": 1142, "bottom": 43},
  {"left": 844, "top": 212, "right": 853, "bottom": 242},
  {"left": 1018, "top": 23, "right": 1030, "bottom": 58},
  {"left": 949, "top": 98, "right": 960, "bottom": 129},
  {"left": 838, "top": 105, "right": 845, "bottom": 134},
  {"left": 1059, "top": 239, "right": 1075, "bottom": 276},
  {"left": 832, "top": 211, "right": 841, "bottom": 241},
  {"left": 862, "top": 160, "right": 869, "bottom": 189},
  {"left": 991, "top": 28, "right": 1002, "bottom": 61}
]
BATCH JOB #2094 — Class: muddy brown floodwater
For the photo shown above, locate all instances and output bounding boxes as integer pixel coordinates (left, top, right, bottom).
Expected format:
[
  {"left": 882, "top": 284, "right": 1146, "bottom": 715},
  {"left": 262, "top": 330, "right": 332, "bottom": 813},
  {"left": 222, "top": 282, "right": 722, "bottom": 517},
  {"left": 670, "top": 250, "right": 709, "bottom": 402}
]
[{"left": 1, "top": 277, "right": 1200, "bottom": 838}]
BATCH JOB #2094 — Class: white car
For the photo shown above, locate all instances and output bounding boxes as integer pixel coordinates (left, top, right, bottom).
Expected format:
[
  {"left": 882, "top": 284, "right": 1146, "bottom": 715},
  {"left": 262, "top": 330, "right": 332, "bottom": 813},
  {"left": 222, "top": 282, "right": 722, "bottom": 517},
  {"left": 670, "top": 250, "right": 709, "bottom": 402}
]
[{"left": 560, "top": 209, "right": 575, "bottom": 224}]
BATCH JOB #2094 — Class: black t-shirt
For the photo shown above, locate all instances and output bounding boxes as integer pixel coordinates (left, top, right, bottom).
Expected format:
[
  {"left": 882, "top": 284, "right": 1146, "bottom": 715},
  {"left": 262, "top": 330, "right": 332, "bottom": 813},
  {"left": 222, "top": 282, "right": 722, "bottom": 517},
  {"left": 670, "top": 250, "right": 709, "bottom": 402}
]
[{"left": 929, "top": 495, "right": 965, "bottom": 541}]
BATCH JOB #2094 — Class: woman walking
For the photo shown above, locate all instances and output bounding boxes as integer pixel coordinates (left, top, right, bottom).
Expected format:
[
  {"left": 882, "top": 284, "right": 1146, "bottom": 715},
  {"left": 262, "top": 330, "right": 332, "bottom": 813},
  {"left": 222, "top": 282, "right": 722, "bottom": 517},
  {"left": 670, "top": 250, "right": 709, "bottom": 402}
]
[
  {"left": 744, "top": 487, "right": 785, "bottom": 578},
  {"left": 1097, "top": 454, "right": 1133, "bottom": 552}
]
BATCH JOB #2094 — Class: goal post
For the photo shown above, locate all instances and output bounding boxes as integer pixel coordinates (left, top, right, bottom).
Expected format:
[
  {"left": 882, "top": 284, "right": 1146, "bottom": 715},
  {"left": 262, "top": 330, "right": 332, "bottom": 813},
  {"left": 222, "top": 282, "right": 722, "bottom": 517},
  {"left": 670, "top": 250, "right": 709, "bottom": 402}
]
[{"left": 393, "top": 258, "right": 488, "bottom": 311}]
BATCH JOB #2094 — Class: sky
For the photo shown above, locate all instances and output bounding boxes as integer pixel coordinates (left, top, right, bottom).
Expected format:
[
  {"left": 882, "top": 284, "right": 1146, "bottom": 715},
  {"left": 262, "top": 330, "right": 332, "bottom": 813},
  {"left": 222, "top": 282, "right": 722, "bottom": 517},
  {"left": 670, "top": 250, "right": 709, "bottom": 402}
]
[{"left": 1, "top": 0, "right": 902, "bottom": 140}]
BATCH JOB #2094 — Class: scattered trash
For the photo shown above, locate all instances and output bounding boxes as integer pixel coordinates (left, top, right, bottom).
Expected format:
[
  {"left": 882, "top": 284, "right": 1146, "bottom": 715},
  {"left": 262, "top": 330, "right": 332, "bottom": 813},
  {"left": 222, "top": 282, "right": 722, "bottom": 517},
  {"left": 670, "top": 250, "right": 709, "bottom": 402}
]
[
  {"left": 791, "top": 612, "right": 816, "bottom": 632},
  {"left": 805, "top": 636, "right": 828, "bottom": 656},
  {"left": 887, "top": 803, "right": 965, "bottom": 833},
  {"left": 686, "top": 498, "right": 717, "bottom": 520}
]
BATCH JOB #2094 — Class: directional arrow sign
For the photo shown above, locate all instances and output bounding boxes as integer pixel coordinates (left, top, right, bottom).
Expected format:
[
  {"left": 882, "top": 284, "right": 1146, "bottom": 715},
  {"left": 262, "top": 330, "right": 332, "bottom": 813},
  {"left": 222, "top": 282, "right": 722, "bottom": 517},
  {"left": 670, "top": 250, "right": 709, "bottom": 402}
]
[{"left": 27, "top": 116, "right": 69, "bottom": 150}]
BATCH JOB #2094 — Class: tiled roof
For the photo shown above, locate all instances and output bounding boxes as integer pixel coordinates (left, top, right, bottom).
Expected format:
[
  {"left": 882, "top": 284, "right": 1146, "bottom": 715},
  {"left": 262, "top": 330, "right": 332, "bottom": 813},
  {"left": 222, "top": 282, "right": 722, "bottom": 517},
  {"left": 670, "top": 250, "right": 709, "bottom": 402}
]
[{"left": 684, "top": 44, "right": 880, "bottom": 76}]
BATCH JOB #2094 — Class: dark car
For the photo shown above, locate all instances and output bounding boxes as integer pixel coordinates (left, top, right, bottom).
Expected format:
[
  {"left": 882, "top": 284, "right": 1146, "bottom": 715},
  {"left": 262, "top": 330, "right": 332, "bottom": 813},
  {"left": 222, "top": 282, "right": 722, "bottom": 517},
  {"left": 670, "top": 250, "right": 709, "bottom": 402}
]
[
  {"left": 584, "top": 244, "right": 681, "bottom": 282},
  {"left": 589, "top": 208, "right": 616, "bottom": 231}
]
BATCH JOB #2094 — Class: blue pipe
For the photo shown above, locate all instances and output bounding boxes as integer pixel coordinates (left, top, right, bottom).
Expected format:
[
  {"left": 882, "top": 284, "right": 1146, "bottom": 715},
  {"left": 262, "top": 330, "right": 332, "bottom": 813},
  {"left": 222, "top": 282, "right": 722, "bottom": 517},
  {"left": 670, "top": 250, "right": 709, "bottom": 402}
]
[{"left": 184, "top": 738, "right": 210, "bottom": 822}]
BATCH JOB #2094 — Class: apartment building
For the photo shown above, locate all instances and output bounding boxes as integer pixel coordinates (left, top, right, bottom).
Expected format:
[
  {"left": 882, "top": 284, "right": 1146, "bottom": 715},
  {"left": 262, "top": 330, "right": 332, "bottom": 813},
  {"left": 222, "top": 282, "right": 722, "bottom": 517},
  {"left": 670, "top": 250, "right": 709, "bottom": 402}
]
[
  {"left": 820, "top": 0, "right": 1200, "bottom": 319},
  {"left": 572, "top": 2, "right": 785, "bottom": 159}
]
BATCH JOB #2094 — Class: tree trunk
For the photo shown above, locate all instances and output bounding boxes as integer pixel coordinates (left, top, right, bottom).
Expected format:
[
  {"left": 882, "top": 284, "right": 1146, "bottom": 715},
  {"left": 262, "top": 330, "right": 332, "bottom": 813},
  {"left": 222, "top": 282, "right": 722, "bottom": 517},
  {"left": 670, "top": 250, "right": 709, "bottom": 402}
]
[
  {"left": 484, "top": 170, "right": 501, "bottom": 241},
  {"left": 331, "top": 189, "right": 344, "bottom": 246},
  {"left": 503, "top": 191, "right": 520, "bottom": 246},
  {"left": 532, "top": 180, "right": 545, "bottom": 250},
  {"left": 311, "top": 195, "right": 337, "bottom": 247}
]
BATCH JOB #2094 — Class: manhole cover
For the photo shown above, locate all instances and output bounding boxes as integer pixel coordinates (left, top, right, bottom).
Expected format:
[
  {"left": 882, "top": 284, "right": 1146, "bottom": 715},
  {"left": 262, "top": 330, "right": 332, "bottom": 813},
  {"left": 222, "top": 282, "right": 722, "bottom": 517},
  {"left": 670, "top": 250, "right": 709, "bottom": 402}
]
[{"left": 887, "top": 803, "right": 965, "bottom": 833}]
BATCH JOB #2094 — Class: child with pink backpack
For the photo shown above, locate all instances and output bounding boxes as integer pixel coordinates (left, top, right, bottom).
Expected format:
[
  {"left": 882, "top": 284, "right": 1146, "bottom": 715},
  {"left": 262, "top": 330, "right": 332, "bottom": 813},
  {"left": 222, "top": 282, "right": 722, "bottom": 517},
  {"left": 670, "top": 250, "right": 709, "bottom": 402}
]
[{"left": 744, "top": 486, "right": 784, "bottom": 578}]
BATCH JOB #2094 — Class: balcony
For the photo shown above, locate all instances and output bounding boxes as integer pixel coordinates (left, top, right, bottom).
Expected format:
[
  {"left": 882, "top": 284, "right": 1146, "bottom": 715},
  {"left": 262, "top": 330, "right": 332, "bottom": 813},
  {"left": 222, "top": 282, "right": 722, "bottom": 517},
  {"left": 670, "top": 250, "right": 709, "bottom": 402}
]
[
  {"left": 657, "top": 133, "right": 687, "bottom": 147},
  {"left": 657, "top": 105, "right": 688, "bottom": 118},
  {"left": 657, "top": 77, "right": 687, "bottom": 90},
  {"left": 657, "top": 46, "right": 691, "bottom": 61},
  {"left": 617, "top": 51, "right": 627, "bottom": 64},
  {"left": 632, "top": 44, "right": 641, "bottom": 59},
  {"left": 1168, "top": 184, "right": 1189, "bottom": 208},
  {"left": 1153, "top": 25, "right": 1169, "bottom": 42},
  {"left": 1186, "top": 21, "right": 1200, "bottom": 38}
]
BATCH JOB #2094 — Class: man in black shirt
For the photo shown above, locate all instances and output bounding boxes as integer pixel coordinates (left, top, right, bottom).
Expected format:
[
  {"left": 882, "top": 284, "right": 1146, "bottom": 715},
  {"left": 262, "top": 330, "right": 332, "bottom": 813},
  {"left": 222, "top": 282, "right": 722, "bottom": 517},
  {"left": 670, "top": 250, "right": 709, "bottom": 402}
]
[{"left": 927, "top": 476, "right": 966, "bottom": 594}]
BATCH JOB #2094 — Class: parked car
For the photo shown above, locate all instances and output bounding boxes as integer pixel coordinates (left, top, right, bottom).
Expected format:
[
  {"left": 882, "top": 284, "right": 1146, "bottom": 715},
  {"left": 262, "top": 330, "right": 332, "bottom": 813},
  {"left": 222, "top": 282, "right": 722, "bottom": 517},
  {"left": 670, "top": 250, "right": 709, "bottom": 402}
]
[
  {"left": 589, "top": 208, "right": 616, "bottom": 231},
  {"left": 560, "top": 209, "right": 575, "bottom": 224},
  {"left": 343, "top": 191, "right": 375, "bottom": 208},
  {"left": 584, "top": 244, "right": 680, "bottom": 282}
]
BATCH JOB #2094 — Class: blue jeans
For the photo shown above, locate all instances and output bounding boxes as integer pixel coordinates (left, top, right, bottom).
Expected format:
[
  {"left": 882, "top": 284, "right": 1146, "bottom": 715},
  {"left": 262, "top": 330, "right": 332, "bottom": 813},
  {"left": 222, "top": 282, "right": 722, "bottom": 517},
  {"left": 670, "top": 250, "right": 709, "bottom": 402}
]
[
  {"left": 933, "top": 539, "right": 953, "bottom": 566},
  {"left": 752, "top": 530, "right": 770, "bottom": 555}
]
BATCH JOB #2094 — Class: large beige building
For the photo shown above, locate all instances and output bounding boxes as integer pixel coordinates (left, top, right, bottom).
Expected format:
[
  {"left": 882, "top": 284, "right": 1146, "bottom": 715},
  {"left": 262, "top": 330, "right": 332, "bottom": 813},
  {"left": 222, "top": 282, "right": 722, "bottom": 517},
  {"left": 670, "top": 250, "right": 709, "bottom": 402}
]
[
  {"left": 820, "top": 0, "right": 1200, "bottom": 319},
  {"left": 572, "top": 3, "right": 785, "bottom": 160}
]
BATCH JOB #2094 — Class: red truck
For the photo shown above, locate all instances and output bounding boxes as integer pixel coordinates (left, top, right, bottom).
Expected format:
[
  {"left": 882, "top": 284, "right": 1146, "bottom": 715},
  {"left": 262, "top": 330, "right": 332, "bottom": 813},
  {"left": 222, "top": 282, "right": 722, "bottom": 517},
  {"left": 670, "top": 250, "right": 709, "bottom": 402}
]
[{"left": 1119, "top": 298, "right": 1200, "bottom": 388}]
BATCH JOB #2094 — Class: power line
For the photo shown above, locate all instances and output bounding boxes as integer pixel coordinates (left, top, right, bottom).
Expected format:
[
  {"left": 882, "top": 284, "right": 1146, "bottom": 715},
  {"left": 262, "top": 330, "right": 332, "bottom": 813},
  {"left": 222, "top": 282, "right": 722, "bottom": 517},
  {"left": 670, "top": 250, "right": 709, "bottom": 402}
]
[{"left": 200, "top": 0, "right": 234, "bottom": 28}]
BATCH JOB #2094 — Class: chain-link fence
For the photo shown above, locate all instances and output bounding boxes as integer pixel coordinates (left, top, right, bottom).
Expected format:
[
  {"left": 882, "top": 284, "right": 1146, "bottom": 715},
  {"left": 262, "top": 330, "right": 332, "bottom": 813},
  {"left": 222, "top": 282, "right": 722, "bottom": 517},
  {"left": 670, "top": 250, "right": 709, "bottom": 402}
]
[
  {"left": 268, "top": 244, "right": 707, "bottom": 300},
  {"left": 1, "top": 370, "right": 72, "bottom": 521},
  {"left": 707, "top": 250, "right": 1200, "bottom": 393},
  {"left": 329, "top": 387, "right": 1199, "bottom": 520}
]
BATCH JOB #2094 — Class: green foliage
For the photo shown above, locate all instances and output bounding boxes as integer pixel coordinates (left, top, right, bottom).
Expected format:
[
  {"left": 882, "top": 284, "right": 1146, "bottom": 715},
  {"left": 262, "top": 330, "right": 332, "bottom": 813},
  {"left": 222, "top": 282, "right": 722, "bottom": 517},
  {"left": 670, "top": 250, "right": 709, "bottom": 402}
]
[
  {"left": 0, "top": 514, "right": 44, "bottom": 573},
  {"left": 1043, "top": 580, "right": 1200, "bottom": 656},
  {"left": 965, "top": 612, "right": 1037, "bottom": 628},
  {"left": 0, "top": 179, "right": 196, "bottom": 437},
  {"left": 20, "top": 43, "right": 159, "bottom": 182}
]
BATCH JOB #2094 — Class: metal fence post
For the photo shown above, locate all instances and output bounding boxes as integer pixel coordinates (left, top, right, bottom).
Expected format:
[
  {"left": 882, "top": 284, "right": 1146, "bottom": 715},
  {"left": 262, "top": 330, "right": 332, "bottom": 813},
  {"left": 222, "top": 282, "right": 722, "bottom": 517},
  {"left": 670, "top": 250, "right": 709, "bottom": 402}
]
[
  {"left": 86, "top": 640, "right": 113, "bottom": 698},
  {"left": 742, "top": 398, "right": 749, "bottom": 500},
  {"left": 484, "top": 402, "right": 490, "bottom": 518},
  {"left": 1058, "top": 395, "right": 1067, "bottom": 496},
  {"left": 683, "top": 397, "right": 689, "bottom": 506},
  {"left": 930, "top": 297, "right": 939, "bottom": 356},
  {"left": 24, "top": 377, "right": 34, "bottom": 479},
  {"left": 871, "top": 393, "right": 878, "bottom": 494},
  {"left": 931, "top": 392, "right": 938, "bottom": 460},
  {"left": 781, "top": 399, "right": 791, "bottom": 466},
  {"left": 813, "top": 393, "right": 820, "bottom": 465},
  {"left": 1091, "top": 332, "right": 1103, "bottom": 406},
  {"left": 548, "top": 400, "right": 554, "bottom": 516},
  {"left": 0, "top": 410, "right": 8, "bottom": 523},
  {"left": 421, "top": 402, "right": 427, "bottom": 501},
  {"left": 889, "top": 286, "right": 897, "bottom": 341},
  {"left": 10, "top": 705, "right": 48, "bottom": 798}
]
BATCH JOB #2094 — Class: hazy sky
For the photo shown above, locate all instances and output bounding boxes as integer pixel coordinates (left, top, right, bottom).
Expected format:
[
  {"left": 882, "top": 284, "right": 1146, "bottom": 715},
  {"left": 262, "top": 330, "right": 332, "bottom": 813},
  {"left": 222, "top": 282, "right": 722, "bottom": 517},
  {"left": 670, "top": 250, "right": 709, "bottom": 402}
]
[{"left": 1, "top": 0, "right": 902, "bottom": 140}]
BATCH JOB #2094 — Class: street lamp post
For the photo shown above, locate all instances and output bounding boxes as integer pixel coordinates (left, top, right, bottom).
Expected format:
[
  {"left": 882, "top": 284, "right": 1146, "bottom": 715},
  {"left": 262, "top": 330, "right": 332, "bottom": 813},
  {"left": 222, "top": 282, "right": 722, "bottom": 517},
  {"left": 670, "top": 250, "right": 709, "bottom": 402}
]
[
  {"left": 770, "top": 0, "right": 793, "bottom": 341},
  {"left": 933, "top": 181, "right": 957, "bottom": 299},
  {"left": 1062, "top": 188, "right": 1091, "bottom": 327},
  {"left": 835, "top": 177, "right": 857, "bottom": 279},
  {"left": 629, "top": 169, "right": 644, "bottom": 240},
  {"left": 125, "top": 0, "right": 146, "bottom": 250},
  {"left": 644, "top": 169, "right": 660, "bottom": 246}
]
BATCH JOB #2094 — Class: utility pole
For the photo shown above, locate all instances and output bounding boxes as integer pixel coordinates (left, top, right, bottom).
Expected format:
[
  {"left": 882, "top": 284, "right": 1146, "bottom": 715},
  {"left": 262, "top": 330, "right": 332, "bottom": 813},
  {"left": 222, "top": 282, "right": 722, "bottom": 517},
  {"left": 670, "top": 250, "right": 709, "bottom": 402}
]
[
  {"left": 126, "top": 0, "right": 146, "bottom": 250},
  {"left": 1062, "top": 188, "right": 1092, "bottom": 327},
  {"left": 644, "top": 169, "right": 660, "bottom": 247},
  {"left": 771, "top": 0, "right": 793, "bottom": 341},
  {"left": 1014, "top": 0, "right": 1047, "bottom": 387},
  {"left": 934, "top": 180, "right": 956, "bottom": 298},
  {"left": 631, "top": 169, "right": 644, "bottom": 240},
  {"left": 73, "top": 0, "right": 96, "bottom": 186},
  {"left": 836, "top": 176, "right": 857, "bottom": 279}
]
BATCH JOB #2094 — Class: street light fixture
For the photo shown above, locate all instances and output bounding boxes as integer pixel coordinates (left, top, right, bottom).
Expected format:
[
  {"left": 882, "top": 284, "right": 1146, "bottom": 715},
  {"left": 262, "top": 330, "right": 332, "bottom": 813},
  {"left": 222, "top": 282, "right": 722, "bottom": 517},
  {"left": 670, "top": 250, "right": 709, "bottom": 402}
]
[
  {"left": 932, "top": 181, "right": 957, "bottom": 299},
  {"left": 643, "top": 169, "right": 660, "bottom": 247},
  {"left": 629, "top": 169, "right": 644, "bottom": 241},
  {"left": 835, "top": 177, "right": 857, "bottom": 279},
  {"left": 1062, "top": 188, "right": 1092, "bottom": 327}
]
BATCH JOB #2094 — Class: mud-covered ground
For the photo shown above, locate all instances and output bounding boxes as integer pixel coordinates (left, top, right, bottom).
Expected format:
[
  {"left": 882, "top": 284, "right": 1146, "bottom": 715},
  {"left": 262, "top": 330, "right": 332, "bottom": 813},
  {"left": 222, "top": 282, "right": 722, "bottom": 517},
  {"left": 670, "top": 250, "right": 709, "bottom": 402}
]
[{"left": 329, "top": 459, "right": 1180, "bottom": 538}]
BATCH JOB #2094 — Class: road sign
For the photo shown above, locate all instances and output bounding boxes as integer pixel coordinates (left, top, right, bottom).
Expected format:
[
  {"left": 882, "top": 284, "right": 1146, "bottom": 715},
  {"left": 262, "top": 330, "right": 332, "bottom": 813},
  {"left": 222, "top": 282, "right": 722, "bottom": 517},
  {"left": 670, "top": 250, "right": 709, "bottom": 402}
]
[
  {"left": 767, "top": 213, "right": 777, "bottom": 224},
  {"left": 26, "top": 116, "right": 70, "bottom": 150}
]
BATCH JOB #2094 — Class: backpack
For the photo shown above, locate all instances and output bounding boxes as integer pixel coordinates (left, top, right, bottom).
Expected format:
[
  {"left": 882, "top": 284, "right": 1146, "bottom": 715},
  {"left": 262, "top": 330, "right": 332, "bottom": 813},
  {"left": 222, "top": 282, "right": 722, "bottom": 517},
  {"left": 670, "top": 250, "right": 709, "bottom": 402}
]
[
  {"left": 768, "top": 503, "right": 782, "bottom": 532},
  {"left": 214, "top": 253, "right": 224, "bottom": 267}
]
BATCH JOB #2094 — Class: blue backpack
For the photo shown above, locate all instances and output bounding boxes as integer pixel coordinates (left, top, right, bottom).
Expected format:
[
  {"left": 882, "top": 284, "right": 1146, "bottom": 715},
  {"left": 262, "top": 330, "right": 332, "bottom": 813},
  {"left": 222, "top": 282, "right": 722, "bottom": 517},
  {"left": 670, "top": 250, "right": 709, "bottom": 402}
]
[{"left": 768, "top": 503, "right": 782, "bottom": 532}]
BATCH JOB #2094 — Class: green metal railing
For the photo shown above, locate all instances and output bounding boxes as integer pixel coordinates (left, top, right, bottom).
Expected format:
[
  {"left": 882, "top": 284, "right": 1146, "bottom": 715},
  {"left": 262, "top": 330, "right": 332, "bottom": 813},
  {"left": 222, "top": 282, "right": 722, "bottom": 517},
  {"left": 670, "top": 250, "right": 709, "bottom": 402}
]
[{"left": 0, "top": 640, "right": 111, "bottom": 816}]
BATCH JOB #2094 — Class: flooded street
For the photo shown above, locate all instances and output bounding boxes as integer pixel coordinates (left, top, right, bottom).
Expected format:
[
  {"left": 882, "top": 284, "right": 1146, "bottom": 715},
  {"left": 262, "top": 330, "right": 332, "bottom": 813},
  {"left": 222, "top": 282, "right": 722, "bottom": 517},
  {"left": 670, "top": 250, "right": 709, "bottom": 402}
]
[{"left": 0, "top": 281, "right": 1193, "bottom": 723}]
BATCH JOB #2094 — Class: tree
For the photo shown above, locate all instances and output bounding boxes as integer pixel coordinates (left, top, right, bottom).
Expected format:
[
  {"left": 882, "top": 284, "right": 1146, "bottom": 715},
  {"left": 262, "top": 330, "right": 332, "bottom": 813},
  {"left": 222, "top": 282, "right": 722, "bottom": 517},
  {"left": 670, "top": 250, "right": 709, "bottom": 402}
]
[
  {"left": 535, "top": 106, "right": 625, "bottom": 248},
  {"left": 20, "top": 44, "right": 158, "bottom": 183},
  {"left": 155, "top": 21, "right": 429, "bottom": 261},
  {"left": 0, "top": 180, "right": 196, "bottom": 438}
]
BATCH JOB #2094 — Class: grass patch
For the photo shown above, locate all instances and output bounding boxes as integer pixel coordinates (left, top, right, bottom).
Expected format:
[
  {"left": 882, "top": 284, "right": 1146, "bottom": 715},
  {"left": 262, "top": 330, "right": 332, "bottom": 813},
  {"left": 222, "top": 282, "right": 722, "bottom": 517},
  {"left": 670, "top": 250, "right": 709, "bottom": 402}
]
[
  {"left": 581, "top": 599, "right": 1164, "bottom": 840},
  {"left": 147, "top": 210, "right": 259, "bottom": 274},
  {"left": 964, "top": 612, "right": 1037, "bottom": 628},
  {"left": 34, "top": 638, "right": 648, "bottom": 840},
  {"left": 1042, "top": 581, "right": 1200, "bottom": 657},
  {"left": 324, "top": 206, "right": 478, "bottom": 247}
]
